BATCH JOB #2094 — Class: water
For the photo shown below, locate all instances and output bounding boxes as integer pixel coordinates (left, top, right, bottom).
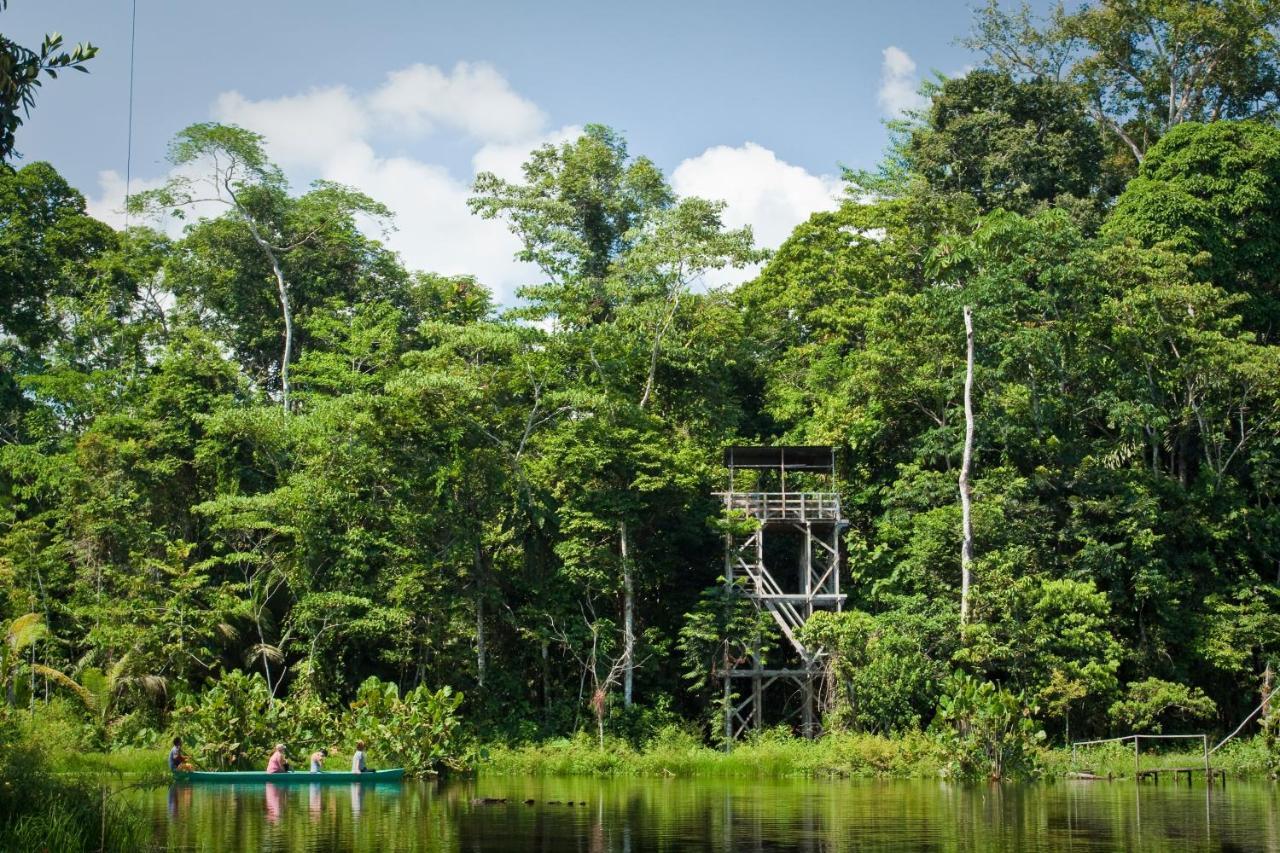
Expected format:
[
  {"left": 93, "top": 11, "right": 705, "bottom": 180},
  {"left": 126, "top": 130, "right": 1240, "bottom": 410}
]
[{"left": 132, "top": 776, "right": 1280, "bottom": 851}]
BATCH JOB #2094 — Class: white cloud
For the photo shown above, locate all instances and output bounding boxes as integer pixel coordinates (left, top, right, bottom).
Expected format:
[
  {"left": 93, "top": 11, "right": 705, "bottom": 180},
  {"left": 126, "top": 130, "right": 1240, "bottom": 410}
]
[
  {"left": 213, "top": 87, "right": 368, "bottom": 170},
  {"left": 94, "top": 63, "right": 844, "bottom": 303},
  {"left": 369, "top": 62, "right": 546, "bottom": 142},
  {"left": 85, "top": 168, "right": 211, "bottom": 234},
  {"left": 673, "top": 142, "right": 840, "bottom": 250},
  {"left": 672, "top": 142, "right": 841, "bottom": 286},
  {"left": 472, "top": 125, "right": 583, "bottom": 183},
  {"left": 878, "top": 46, "right": 927, "bottom": 116}
]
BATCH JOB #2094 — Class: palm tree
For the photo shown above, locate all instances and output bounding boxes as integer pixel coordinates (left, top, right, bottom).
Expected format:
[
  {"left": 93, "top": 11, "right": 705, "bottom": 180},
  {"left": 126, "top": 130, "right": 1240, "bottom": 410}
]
[{"left": 1, "top": 612, "right": 74, "bottom": 707}]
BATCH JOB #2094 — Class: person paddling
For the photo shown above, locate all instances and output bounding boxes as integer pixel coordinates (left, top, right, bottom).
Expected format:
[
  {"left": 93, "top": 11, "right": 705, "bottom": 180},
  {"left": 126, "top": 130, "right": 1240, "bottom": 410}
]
[
  {"left": 266, "top": 743, "right": 290, "bottom": 774},
  {"left": 169, "top": 737, "right": 194, "bottom": 772},
  {"left": 351, "top": 740, "right": 373, "bottom": 773},
  {"left": 309, "top": 747, "right": 329, "bottom": 773}
]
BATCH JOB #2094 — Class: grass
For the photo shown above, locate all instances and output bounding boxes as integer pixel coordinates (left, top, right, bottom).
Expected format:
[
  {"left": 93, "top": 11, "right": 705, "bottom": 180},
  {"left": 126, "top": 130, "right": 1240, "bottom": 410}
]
[
  {"left": 480, "top": 727, "right": 1280, "bottom": 781},
  {"left": 482, "top": 727, "right": 945, "bottom": 778}
]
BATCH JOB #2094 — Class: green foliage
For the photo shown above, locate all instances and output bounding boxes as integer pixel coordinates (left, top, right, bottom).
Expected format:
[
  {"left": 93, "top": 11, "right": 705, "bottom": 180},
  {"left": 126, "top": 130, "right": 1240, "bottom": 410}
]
[
  {"left": 908, "top": 69, "right": 1105, "bottom": 214},
  {"left": 967, "top": 0, "right": 1280, "bottom": 162},
  {"left": 0, "top": 710, "right": 147, "bottom": 852},
  {"left": 7, "top": 95, "right": 1280, "bottom": 776},
  {"left": 1109, "top": 677, "right": 1218, "bottom": 733},
  {"left": 799, "top": 603, "right": 953, "bottom": 733},
  {"left": 933, "top": 670, "right": 1045, "bottom": 780},
  {"left": 345, "top": 676, "right": 464, "bottom": 775},
  {"left": 1105, "top": 120, "right": 1280, "bottom": 334},
  {"left": 0, "top": 1, "right": 98, "bottom": 161},
  {"left": 174, "top": 670, "right": 280, "bottom": 769}
]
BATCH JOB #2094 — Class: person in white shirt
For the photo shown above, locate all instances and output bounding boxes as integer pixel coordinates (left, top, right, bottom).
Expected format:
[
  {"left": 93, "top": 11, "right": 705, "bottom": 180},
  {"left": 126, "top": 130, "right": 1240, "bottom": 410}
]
[{"left": 351, "top": 740, "right": 372, "bottom": 773}]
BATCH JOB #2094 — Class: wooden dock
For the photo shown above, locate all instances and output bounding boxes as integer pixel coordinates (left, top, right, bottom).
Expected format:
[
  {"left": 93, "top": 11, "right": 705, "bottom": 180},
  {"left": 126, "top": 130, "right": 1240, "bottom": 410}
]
[{"left": 1136, "top": 767, "right": 1227, "bottom": 786}]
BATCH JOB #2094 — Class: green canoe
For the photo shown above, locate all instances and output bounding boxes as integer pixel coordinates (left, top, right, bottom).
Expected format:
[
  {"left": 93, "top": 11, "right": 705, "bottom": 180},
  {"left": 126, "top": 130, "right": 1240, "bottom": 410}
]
[{"left": 173, "top": 769, "right": 404, "bottom": 784}]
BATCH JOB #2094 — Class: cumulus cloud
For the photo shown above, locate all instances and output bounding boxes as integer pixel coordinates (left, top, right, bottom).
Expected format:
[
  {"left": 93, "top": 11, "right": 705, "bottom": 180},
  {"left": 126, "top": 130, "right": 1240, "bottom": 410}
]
[
  {"left": 96, "top": 63, "right": 844, "bottom": 303},
  {"left": 213, "top": 87, "right": 368, "bottom": 170},
  {"left": 192, "top": 64, "right": 561, "bottom": 302},
  {"left": 672, "top": 142, "right": 840, "bottom": 249},
  {"left": 878, "top": 46, "right": 927, "bottom": 116},
  {"left": 369, "top": 62, "right": 546, "bottom": 142},
  {"left": 672, "top": 142, "right": 841, "bottom": 286}
]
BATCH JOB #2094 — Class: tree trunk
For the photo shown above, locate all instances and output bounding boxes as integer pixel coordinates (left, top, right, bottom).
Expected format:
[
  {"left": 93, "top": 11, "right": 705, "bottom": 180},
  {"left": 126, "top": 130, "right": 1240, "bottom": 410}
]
[
  {"left": 959, "top": 305, "right": 976, "bottom": 628},
  {"left": 621, "top": 520, "right": 635, "bottom": 707},
  {"left": 231, "top": 190, "right": 294, "bottom": 413},
  {"left": 474, "top": 544, "right": 487, "bottom": 689},
  {"left": 269, "top": 255, "right": 294, "bottom": 413},
  {"left": 541, "top": 640, "right": 551, "bottom": 721}
]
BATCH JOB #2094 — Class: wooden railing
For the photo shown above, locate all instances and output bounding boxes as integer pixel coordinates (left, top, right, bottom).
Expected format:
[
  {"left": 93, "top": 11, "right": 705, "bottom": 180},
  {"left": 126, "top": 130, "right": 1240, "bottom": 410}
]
[{"left": 717, "top": 491, "right": 842, "bottom": 522}]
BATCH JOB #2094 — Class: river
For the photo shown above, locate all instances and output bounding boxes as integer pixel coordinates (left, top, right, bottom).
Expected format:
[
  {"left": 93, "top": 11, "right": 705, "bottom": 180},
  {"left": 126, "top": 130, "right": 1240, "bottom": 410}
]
[{"left": 129, "top": 776, "right": 1280, "bottom": 851}]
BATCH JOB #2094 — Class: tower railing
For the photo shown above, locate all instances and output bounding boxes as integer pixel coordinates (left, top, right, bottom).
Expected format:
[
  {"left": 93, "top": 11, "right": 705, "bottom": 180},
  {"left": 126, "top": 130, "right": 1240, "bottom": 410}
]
[{"left": 716, "top": 491, "right": 842, "bottom": 523}]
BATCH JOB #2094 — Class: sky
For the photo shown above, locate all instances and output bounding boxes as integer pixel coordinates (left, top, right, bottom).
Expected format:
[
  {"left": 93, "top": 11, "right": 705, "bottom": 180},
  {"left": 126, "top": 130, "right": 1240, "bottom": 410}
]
[{"left": 6, "top": 1, "right": 1051, "bottom": 303}]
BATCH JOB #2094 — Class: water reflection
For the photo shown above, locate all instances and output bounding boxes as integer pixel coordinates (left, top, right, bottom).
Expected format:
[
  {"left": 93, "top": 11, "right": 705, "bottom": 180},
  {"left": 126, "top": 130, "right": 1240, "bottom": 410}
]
[{"left": 136, "top": 777, "right": 1280, "bottom": 852}]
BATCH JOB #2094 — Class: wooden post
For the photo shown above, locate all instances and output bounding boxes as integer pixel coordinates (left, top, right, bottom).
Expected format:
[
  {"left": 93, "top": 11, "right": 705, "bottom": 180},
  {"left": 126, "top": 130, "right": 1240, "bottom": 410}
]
[
  {"left": 752, "top": 639, "right": 763, "bottom": 731},
  {"left": 1134, "top": 736, "right": 1140, "bottom": 781},
  {"left": 802, "top": 674, "right": 815, "bottom": 739},
  {"left": 959, "top": 305, "right": 976, "bottom": 628},
  {"left": 723, "top": 675, "right": 732, "bottom": 749},
  {"left": 1202, "top": 734, "right": 1210, "bottom": 784}
]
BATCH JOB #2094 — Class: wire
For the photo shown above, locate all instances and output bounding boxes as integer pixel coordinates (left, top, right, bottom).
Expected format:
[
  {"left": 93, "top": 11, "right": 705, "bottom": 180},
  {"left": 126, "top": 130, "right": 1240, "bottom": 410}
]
[{"left": 123, "top": 0, "right": 137, "bottom": 229}]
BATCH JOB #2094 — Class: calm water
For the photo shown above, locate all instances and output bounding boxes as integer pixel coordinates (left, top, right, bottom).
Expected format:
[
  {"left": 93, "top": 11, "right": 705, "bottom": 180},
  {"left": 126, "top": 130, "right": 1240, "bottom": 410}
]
[{"left": 130, "top": 776, "right": 1280, "bottom": 852}]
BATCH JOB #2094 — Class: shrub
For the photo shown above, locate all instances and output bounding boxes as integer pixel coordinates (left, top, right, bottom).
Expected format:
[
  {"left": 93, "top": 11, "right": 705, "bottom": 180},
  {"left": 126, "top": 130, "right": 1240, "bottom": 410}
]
[
  {"left": 345, "top": 676, "right": 464, "bottom": 775},
  {"left": 933, "top": 670, "right": 1045, "bottom": 780},
  {"left": 1109, "top": 678, "right": 1217, "bottom": 733}
]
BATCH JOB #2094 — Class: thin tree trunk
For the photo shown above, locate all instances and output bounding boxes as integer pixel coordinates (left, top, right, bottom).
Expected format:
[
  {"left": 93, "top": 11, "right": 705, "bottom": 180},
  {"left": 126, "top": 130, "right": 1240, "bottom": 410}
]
[
  {"left": 475, "top": 544, "right": 487, "bottom": 689},
  {"left": 541, "top": 640, "right": 551, "bottom": 721},
  {"left": 228, "top": 186, "right": 294, "bottom": 413},
  {"left": 621, "top": 520, "right": 635, "bottom": 707},
  {"left": 269, "top": 255, "right": 293, "bottom": 412},
  {"left": 959, "top": 305, "right": 976, "bottom": 628}
]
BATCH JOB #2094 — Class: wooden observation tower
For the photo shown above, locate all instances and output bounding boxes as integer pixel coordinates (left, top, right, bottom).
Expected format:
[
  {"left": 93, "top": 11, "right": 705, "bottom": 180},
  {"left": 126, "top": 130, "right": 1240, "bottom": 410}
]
[{"left": 718, "top": 446, "right": 847, "bottom": 740}]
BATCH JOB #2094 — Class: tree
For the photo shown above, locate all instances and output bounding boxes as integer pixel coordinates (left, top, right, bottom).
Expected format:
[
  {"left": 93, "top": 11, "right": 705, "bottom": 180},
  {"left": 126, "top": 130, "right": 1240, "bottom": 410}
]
[
  {"left": 474, "top": 125, "right": 757, "bottom": 713},
  {"left": 0, "top": 0, "right": 97, "bottom": 161},
  {"left": 131, "top": 123, "right": 392, "bottom": 410},
  {"left": 1105, "top": 120, "right": 1280, "bottom": 338},
  {"left": 908, "top": 69, "right": 1106, "bottom": 213},
  {"left": 967, "top": 0, "right": 1280, "bottom": 162}
]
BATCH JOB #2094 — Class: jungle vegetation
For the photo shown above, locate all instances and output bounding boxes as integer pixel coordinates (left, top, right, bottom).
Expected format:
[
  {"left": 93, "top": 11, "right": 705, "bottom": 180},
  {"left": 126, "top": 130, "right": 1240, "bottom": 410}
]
[{"left": 4, "top": 0, "right": 1280, "bottom": 794}]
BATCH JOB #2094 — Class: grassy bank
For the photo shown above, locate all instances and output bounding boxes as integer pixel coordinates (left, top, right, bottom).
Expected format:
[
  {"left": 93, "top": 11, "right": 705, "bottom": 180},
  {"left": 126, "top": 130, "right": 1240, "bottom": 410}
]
[
  {"left": 0, "top": 717, "right": 153, "bottom": 852},
  {"left": 479, "top": 728, "right": 1279, "bottom": 781},
  {"left": 36, "top": 730, "right": 1280, "bottom": 784}
]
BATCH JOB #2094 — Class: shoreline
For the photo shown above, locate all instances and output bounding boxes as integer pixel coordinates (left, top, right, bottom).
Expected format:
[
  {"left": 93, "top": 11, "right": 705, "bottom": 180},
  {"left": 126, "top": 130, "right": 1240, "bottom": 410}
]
[{"left": 62, "top": 732, "right": 1277, "bottom": 784}]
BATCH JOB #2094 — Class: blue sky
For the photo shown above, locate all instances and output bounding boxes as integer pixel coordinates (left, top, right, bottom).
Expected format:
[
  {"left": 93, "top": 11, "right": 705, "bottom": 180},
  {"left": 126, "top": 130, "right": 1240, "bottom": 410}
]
[{"left": 6, "top": 1, "right": 1053, "bottom": 300}]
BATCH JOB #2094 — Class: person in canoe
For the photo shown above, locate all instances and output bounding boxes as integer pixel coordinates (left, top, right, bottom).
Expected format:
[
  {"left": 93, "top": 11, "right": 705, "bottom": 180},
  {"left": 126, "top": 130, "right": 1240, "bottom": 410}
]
[
  {"left": 352, "top": 740, "right": 374, "bottom": 773},
  {"left": 266, "top": 743, "right": 291, "bottom": 773},
  {"left": 309, "top": 747, "right": 329, "bottom": 773},
  {"left": 168, "top": 737, "right": 194, "bottom": 772}
]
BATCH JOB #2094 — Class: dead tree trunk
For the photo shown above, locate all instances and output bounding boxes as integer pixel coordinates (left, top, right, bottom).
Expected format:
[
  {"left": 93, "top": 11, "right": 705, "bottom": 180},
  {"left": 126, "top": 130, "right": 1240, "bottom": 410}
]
[{"left": 959, "top": 305, "right": 976, "bottom": 628}]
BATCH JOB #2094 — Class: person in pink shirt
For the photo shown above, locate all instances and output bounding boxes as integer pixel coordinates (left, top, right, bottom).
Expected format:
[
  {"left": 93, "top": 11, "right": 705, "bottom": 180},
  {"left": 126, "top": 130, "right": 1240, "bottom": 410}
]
[{"left": 266, "top": 743, "right": 290, "bottom": 773}]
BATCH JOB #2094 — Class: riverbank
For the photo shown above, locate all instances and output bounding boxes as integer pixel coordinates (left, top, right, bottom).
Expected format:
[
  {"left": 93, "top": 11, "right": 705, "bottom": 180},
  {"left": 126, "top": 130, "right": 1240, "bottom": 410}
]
[
  {"left": 34, "top": 730, "right": 1279, "bottom": 784},
  {"left": 480, "top": 729, "right": 1278, "bottom": 781}
]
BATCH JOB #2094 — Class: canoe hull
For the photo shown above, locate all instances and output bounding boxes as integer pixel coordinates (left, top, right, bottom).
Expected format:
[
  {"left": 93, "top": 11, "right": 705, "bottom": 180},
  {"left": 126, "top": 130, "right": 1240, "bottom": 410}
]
[{"left": 173, "top": 769, "right": 404, "bottom": 784}]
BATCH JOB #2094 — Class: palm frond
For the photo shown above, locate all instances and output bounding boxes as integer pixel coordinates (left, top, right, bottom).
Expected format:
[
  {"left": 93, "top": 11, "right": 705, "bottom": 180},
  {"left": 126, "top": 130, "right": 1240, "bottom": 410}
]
[
  {"left": 33, "top": 663, "right": 93, "bottom": 708},
  {"left": 7, "top": 613, "right": 46, "bottom": 653}
]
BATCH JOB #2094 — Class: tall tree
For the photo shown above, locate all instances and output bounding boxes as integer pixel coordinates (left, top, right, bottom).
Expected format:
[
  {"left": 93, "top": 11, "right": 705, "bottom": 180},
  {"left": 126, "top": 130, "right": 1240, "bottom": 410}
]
[
  {"left": 967, "top": 0, "right": 1280, "bottom": 162},
  {"left": 131, "top": 123, "right": 391, "bottom": 411}
]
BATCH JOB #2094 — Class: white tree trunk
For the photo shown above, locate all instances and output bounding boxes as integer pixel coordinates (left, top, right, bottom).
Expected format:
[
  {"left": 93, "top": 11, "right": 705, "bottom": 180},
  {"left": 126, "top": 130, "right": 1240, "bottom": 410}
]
[
  {"left": 621, "top": 520, "right": 635, "bottom": 707},
  {"left": 270, "top": 256, "right": 293, "bottom": 412},
  {"left": 475, "top": 544, "right": 487, "bottom": 689},
  {"left": 959, "top": 305, "right": 976, "bottom": 628}
]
